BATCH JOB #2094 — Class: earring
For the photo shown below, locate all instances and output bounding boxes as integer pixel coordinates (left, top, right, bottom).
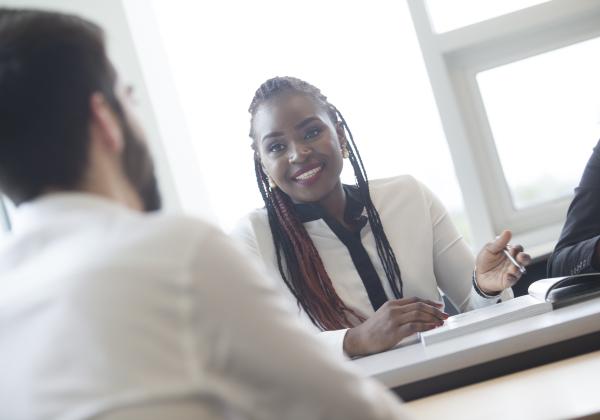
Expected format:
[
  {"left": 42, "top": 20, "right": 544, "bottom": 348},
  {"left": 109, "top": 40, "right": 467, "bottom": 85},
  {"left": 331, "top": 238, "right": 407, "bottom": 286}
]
[
  {"left": 268, "top": 176, "right": 277, "bottom": 189},
  {"left": 341, "top": 144, "right": 349, "bottom": 159}
]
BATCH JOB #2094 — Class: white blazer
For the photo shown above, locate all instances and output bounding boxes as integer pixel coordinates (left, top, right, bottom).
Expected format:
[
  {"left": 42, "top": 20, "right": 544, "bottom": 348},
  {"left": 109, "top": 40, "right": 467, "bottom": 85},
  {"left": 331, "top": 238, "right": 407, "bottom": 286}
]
[{"left": 233, "top": 175, "right": 512, "bottom": 354}]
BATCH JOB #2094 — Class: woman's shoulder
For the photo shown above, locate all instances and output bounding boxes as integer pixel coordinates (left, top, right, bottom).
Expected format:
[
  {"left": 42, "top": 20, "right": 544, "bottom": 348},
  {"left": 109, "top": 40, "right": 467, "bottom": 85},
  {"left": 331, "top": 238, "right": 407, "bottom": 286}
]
[
  {"left": 230, "top": 207, "right": 284, "bottom": 275},
  {"left": 236, "top": 207, "right": 268, "bottom": 225},
  {"left": 367, "top": 174, "right": 438, "bottom": 212},
  {"left": 368, "top": 174, "right": 424, "bottom": 196},
  {"left": 231, "top": 207, "right": 269, "bottom": 242}
]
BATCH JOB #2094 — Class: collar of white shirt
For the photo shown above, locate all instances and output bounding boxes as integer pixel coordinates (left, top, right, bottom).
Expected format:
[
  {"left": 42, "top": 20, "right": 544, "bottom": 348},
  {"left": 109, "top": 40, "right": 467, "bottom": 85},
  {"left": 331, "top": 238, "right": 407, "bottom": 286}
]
[{"left": 11, "top": 192, "right": 135, "bottom": 233}]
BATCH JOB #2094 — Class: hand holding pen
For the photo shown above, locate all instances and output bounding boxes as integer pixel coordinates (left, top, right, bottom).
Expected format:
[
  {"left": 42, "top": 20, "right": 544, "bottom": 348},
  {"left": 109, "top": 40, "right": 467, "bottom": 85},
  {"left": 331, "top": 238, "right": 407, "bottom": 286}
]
[
  {"left": 474, "top": 230, "right": 532, "bottom": 295},
  {"left": 503, "top": 245, "right": 527, "bottom": 274}
]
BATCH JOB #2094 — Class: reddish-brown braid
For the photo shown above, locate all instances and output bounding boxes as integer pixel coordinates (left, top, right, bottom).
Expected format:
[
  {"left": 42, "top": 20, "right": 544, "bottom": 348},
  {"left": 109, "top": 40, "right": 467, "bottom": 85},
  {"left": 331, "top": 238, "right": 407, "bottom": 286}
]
[
  {"left": 271, "top": 186, "right": 365, "bottom": 329},
  {"left": 250, "top": 76, "right": 403, "bottom": 331}
]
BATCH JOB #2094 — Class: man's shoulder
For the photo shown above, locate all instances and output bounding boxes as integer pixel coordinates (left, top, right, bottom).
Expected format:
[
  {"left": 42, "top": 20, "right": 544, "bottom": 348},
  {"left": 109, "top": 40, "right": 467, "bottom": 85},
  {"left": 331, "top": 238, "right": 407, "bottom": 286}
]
[
  {"left": 136, "top": 212, "right": 224, "bottom": 242},
  {"left": 141, "top": 212, "right": 216, "bottom": 232},
  {"left": 116, "top": 212, "right": 228, "bottom": 260}
]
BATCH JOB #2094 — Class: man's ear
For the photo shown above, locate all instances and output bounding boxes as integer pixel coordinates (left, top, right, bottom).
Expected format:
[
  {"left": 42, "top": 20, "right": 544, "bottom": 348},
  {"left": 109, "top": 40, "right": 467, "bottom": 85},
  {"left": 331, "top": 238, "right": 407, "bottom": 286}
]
[{"left": 89, "top": 92, "right": 123, "bottom": 153}]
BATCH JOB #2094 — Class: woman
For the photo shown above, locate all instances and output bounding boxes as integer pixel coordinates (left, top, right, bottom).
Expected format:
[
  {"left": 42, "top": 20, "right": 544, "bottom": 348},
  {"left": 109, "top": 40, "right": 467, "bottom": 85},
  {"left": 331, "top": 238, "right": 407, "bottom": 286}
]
[{"left": 234, "top": 76, "right": 531, "bottom": 357}]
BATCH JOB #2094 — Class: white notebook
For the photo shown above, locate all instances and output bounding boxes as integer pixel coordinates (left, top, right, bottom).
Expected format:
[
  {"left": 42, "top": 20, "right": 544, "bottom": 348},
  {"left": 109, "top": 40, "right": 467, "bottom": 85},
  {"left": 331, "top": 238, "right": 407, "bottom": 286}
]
[
  {"left": 420, "top": 295, "right": 551, "bottom": 346},
  {"left": 420, "top": 273, "right": 600, "bottom": 346}
]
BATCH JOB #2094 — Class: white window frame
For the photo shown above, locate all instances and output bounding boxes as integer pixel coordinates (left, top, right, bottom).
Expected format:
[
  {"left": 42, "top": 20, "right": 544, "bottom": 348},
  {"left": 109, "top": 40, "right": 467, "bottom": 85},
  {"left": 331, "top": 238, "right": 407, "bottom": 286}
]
[{"left": 407, "top": 0, "right": 600, "bottom": 256}]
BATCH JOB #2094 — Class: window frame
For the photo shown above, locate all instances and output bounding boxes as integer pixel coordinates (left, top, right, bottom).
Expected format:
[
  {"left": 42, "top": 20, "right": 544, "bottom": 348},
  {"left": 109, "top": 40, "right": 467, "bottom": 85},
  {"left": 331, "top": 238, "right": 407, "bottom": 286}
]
[{"left": 407, "top": 0, "right": 600, "bottom": 255}]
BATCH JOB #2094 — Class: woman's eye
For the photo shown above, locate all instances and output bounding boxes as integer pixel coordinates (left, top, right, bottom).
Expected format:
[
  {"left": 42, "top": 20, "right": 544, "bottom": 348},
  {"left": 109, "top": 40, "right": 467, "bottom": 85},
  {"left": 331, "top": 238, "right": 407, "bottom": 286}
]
[
  {"left": 304, "top": 127, "right": 321, "bottom": 140},
  {"left": 268, "top": 143, "right": 285, "bottom": 153}
]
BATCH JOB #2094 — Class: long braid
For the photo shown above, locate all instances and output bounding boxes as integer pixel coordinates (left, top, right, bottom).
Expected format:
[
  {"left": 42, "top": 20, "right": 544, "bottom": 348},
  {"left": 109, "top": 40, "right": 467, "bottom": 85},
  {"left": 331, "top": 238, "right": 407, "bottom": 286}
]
[
  {"left": 333, "top": 107, "right": 403, "bottom": 298},
  {"left": 254, "top": 158, "right": 360, "bottom": 329},
  {"left": 249, "top": 76, "right": 403, "bottom": 330}
]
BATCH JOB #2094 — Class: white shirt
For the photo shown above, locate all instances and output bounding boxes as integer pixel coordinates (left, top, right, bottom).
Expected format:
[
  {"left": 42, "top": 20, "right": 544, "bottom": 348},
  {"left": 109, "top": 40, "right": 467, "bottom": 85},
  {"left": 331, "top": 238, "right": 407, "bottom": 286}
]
[
  {"left": 0, "top": 193, "right": 410, "bottom": 420},
  {"left": 233, "top": 175, "right": 512, "bottom": 353}
]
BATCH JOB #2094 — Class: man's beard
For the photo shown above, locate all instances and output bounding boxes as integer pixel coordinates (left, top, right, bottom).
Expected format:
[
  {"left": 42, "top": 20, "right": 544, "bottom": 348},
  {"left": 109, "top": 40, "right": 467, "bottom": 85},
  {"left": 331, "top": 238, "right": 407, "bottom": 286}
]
[{"left": 119, "top": 115, "right": 162, "bottom": 212}]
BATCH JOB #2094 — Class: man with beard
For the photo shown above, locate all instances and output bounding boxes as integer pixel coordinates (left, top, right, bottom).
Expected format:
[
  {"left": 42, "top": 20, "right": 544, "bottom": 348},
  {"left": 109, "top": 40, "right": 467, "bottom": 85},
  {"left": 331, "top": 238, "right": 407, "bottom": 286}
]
[{"left": 0, "top": 8, "right": 410, "bottom": 420}]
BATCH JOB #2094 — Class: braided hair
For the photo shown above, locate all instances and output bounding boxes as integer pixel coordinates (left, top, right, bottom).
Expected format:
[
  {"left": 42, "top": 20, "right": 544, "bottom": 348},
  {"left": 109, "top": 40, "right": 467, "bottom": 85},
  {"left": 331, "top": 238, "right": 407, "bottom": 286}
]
[{"left": 249, "top": 76, "right": 403, "bottom": 330}]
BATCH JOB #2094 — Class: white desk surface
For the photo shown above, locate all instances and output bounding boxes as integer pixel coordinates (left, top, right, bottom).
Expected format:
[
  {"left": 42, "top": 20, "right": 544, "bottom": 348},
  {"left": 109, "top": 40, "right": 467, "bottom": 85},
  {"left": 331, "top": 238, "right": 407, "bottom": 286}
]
[
  {"left": 404, "top": 350, "right": 600, "bottom": 420},
  {"left": 353, "top": 297, "right": 600, "bottom": 389}
]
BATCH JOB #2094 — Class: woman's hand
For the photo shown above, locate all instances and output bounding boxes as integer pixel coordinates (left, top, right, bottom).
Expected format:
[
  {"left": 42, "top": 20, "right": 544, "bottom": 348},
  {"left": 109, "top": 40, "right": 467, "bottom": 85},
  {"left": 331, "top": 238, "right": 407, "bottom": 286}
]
[
  {"left": 343, "top": 297, "right": 448, "bottom": 357},
  {"left": 475, "top": 230, "right": 532, "bottom": 295}
]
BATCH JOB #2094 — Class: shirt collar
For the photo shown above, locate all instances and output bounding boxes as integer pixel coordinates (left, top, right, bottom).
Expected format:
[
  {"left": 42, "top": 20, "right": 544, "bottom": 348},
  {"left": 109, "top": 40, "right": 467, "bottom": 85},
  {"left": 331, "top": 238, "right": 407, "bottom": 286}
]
[
  {"left": 294, "top": 184, "right": 366, "bottom": 225},
  {"left": 11, "top": 192, "right": 136, "bottom": 233}
]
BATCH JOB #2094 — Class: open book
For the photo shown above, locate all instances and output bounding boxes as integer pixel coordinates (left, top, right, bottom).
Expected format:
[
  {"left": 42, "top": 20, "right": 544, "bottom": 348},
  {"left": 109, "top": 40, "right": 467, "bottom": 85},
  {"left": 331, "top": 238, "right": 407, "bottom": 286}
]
[{"left": 420, "top": 273, "right": 600, "bottom": 346}]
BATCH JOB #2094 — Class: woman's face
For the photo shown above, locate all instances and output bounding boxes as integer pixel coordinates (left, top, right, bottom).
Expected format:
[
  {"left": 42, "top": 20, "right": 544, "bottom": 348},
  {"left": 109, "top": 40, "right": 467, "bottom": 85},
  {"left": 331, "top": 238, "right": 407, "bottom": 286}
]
[{"left": 253, "top": 93, "right": 345, "bottom": 204}]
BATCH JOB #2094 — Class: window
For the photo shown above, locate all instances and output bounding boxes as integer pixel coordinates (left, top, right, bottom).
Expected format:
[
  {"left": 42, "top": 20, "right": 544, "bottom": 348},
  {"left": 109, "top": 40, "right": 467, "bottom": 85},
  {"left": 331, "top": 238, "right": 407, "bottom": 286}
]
[
  {"left": 425, "top": 0, "right": 551, "bottom": 33},
  {"left": 146, "top": 0, "right": 472, "bottom": 241},
  {"left": 408, "top": 0, "right": 600, "bottom": 253},
  {"left": 478, "top": 37, "right": 600, "bottom": 209}
]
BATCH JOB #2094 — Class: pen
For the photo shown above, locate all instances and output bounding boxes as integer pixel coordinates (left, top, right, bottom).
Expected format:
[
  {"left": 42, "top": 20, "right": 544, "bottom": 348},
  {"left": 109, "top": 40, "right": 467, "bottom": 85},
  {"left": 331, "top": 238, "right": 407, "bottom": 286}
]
[{"left": 503, "top": 247, "right": 527, "bottom": 274}]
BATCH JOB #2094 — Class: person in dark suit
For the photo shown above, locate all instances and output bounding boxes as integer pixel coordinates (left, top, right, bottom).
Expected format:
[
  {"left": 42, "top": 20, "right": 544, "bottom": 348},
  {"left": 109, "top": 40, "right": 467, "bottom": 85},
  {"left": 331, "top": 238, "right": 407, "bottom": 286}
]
[{"left": 548, "top": 139, "right": 600, "bottom": 277}]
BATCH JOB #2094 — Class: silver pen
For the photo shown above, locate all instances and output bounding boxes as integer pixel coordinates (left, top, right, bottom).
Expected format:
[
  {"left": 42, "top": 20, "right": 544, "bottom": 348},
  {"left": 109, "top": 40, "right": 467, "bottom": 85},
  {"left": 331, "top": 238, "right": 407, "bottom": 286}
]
[{"left": 503, "top": 247, "right": 527, "bottom": 274}]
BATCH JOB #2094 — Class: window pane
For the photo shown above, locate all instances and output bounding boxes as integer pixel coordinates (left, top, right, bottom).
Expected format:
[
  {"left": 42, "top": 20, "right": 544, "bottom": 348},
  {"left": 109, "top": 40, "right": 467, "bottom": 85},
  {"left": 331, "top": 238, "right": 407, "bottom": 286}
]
[
  {"left": 477, "top": 37, "right": 600, "bottom": 209},
  {"left": 151, "top": 0, "right": 473, "bottom": 243},
  {"left": 426, "top": 0, "right": 550, "bottom": 33}
]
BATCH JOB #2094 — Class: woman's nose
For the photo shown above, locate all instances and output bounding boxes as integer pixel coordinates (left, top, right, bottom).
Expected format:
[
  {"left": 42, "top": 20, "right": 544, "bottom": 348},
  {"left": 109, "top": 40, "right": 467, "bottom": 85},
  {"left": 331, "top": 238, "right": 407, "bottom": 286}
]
[{"left": 288, "top": 144, "right": 311, "bottom": 162}]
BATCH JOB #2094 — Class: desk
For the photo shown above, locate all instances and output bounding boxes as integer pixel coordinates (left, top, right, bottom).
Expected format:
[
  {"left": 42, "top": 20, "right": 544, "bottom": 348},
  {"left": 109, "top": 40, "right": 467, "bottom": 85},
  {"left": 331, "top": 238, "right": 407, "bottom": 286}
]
[
  {"left": 404, "top": 350, "right": 600, "bottom": 420},
  {"left": 353, "top": 298, "right": 600, "bottom": 400}
]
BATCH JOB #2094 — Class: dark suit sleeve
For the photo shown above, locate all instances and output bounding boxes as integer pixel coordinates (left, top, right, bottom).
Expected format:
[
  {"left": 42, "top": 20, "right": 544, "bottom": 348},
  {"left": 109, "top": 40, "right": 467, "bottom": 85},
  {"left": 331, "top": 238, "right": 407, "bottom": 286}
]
[{"left": 548, "top": 139, "right": 600, "bottom": 277}]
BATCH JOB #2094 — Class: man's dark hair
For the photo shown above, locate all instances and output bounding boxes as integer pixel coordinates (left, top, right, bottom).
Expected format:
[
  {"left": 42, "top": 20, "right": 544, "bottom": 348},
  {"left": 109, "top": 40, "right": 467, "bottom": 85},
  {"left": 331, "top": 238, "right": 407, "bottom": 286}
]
[{"left": 0, "top": 8, "right": 119, "bottom": 204}]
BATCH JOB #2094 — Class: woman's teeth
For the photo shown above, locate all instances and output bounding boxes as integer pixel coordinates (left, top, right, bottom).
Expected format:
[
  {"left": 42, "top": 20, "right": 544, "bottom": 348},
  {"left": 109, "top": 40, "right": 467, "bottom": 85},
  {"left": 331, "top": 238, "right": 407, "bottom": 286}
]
[{"left": 295, "top": 166, "right": 322, "bottom": 180}]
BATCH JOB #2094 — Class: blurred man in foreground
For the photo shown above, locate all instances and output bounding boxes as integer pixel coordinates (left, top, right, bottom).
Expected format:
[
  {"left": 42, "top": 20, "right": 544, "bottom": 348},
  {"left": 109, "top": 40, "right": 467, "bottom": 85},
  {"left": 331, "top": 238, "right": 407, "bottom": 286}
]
[{"left": 0, "top": 8, "right": 409, "bottom": 420}]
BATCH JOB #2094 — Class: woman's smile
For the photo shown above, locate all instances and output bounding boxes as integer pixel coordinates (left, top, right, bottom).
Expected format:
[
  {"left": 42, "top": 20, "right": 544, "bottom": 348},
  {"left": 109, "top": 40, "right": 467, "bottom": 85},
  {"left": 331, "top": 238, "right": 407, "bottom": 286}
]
[{"left": 292, "top": 163, "right": 324, "bottom": 186}]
